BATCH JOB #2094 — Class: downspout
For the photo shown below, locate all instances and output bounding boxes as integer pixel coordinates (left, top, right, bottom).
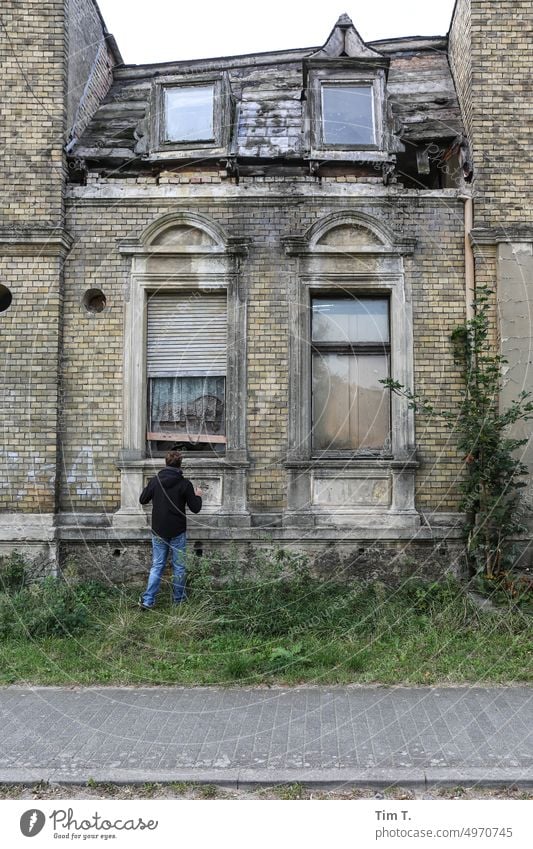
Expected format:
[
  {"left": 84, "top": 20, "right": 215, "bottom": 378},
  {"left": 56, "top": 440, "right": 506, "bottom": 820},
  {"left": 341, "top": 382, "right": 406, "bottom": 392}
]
[
  {"left": 461, "top": 192, "right": 476, "bottom": 578},
  {"left": 463, "top": 195, "right": 475, "bottom": 321}
]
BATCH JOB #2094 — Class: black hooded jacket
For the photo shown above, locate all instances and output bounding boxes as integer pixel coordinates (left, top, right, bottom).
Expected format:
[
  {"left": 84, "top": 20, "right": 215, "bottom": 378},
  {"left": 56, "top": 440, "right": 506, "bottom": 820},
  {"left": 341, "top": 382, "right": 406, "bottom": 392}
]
[{"left": 139, "top": 467, "right": 202, "bottom": 541}]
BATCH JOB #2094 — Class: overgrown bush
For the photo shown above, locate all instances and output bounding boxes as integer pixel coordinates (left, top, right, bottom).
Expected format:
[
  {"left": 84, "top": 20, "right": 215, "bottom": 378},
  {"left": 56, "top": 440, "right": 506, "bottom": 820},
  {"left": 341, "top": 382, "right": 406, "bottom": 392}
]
[
  {"left": 383, "top": 286, "right": 533, "bottom": 581},
  {"left": 0, "top": 551, "right": 26, "bottom": 593},
  {"left": 0, "top": 573, "right": 114, "bottom": 639}
]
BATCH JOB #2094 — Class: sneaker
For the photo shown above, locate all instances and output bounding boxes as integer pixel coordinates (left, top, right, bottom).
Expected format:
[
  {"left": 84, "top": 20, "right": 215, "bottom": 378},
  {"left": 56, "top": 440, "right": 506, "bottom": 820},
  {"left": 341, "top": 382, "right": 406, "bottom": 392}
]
[{"left": 138, "top": 595, "right": 154, "bottom": 611}]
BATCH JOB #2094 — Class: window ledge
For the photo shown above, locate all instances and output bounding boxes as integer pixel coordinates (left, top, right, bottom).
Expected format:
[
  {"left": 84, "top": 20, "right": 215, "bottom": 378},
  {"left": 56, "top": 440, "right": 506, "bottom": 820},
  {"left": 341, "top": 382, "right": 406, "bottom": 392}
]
[
  {"left": 307, "top": 150, "right": 392, "bottom": 163},
  {"left": 147, "top": 146, "right": 230, "bottom": 161},
  {"left": 116, "top": 457, "right": 250, "bottom": 472},
  {"left": 284, "top": 456, "right": 418, "bottom": 470}
]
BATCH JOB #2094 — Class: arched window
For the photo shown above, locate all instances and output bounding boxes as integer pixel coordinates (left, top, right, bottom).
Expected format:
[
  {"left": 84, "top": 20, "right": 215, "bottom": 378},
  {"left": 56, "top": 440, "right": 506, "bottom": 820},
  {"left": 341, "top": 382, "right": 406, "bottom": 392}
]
[
  {"left": 115, "top": 212, "right": 249, "bottom": 524},
  {"left": 282, "top": 211, "right": 419, "bottom": 527}
]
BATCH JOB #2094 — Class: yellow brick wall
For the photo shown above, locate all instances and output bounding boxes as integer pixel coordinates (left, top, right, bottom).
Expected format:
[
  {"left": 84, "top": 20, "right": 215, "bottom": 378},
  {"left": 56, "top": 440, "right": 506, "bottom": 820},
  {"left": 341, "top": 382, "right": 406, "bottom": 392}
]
[
  {"left": 0, "top": 0, "right": 66, "bottom": 225},
  {"left": 449, "top": 0, "right": 473, "bottom": 152},
  {"left": 63, "top": 191, "right": 466, "bottom": 513},
  {"left": 405, "top": 201, "right": 466, "bottom": 511},
  {"left": 471, "top": 0, "right": 533, "bottom": 225},
  {"left": 0, "top": 255, "right": 63, "bottom": 511},
  {"left": 0, "top": 1, "right": 66, "bottom": 513},
  {"left": 450, "top": 0, "right": 533, "bottom": 225}
]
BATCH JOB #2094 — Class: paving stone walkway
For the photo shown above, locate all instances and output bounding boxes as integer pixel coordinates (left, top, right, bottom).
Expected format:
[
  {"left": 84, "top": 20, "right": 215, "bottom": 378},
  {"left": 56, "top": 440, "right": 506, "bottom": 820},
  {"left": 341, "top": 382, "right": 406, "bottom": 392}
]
[{"left": 0, "top": 686, "right": 531, "bottom": 786}]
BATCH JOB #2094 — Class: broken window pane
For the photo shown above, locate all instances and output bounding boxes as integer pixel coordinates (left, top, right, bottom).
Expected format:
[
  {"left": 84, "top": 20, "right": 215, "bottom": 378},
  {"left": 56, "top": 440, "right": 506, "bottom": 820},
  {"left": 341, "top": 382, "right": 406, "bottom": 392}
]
[
  {"left": 312, "top": 353, "right": 390, "bottom": 451},
  {"left": 321, "top": 85, "right": 374, "bottom": 146},
  {"left": 165, "top": 85, "right": 214, "bottom": 142},
  {"left": 312, "top": 297, "right": 389, "bottom": 344}
]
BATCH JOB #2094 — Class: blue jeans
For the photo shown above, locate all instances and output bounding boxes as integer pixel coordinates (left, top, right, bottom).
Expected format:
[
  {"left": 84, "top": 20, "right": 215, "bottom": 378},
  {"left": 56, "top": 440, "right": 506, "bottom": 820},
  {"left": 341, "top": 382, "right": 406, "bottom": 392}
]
[{"left": 141, "top": 532, "right": 187, "bottom": 607}]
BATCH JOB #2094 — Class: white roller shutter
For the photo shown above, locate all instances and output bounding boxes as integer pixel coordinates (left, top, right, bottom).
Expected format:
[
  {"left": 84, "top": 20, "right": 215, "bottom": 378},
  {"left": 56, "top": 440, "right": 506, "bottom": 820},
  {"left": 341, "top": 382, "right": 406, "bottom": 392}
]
[{"left": 147, "top": 292, "right": 227, "bottom": 377}]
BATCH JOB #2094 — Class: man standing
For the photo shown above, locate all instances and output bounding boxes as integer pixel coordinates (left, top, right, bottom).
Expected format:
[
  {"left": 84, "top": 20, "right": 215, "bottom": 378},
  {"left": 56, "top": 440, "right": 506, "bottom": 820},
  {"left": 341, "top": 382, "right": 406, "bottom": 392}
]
[{"left": 139, "top": 450, "right": 202, "bottom": 610}]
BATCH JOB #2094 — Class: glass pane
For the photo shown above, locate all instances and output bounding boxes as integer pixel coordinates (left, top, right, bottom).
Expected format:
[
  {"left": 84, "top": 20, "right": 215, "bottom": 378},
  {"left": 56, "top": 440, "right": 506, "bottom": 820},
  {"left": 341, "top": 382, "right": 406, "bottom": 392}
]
[
  {"left": 150, "top": 376, "right": 225, "bottom": 436},
  {"left": 312, "top": 298, "right": 389, "bottom": 344},
  {"left": 312, "top": 353, "right": 389, "bottom": 451},
  {"left": 165, "top": 85, "right": 214, "bottom": 142},
  {"left": 322, "top": 85, "right": 374, "bottom": 146}
]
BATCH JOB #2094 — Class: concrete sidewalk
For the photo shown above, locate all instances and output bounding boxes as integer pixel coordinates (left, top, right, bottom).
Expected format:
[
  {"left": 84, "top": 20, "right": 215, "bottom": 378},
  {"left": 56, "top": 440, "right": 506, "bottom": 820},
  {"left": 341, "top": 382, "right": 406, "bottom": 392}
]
[{"left": 0, "top": 685, "right": 532, "bottom": 787}]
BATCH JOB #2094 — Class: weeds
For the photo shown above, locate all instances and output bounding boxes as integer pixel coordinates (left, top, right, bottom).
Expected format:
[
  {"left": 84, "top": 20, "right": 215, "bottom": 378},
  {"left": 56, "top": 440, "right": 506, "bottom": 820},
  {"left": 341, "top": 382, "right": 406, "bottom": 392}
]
[
  {"left": 269, "top": 783, "right": 305, "bottom": 800},
  {"left": 0, "top": 556, "right": 117, "bottom": 640},
  {"left": 0, "top": 551, "right": 26, "bottom": 593},
  {"left": 383, "top": 286, "right": 533, "bottom": 581},
  {"left": 196, "top": 784, "right": 220, "bottom": 799},
  {"left": 0, "top": 549, "right": 531, "bottom": 686}
]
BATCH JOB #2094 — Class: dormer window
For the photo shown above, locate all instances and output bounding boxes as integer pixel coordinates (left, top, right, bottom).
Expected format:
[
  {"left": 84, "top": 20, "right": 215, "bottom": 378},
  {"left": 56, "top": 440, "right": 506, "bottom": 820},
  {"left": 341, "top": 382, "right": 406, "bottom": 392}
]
[
  {"left": 321, "top": 83, "right": 375, "bottom": 147},
  {"left": 150, "top": 72, "right": 233, "bottom": 158},
  {"left": 306, "top": 70, "right": 384, "bottom": 155},
  {"left": 164, "top": 84, "right": 215, "bottom": 143},
  {"left": 303, "top": 14, "right": 389, "bottom": 159}
]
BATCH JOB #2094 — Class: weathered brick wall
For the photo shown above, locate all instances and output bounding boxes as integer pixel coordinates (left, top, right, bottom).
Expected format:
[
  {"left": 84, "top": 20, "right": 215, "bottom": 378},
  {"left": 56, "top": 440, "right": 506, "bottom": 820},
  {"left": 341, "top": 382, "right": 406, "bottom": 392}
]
[
  {"left": 450, "top": 0, "right": 533, "bottom": 224},
  {"left": 60, "top": 199, "right": 127, "bottom": 512},
  {"left": 0, "top": 255, "right": 64, "bottom": 511},
  {"left": 0, "top": 1, "right": 67, "bottom": 514},
  {"left": 66, "top": 0, "right": 115, "bottom": 141},
  {"left": 0, "top": 0, "right": 66, "bottom": 224},
  {"left": 448, "top": 0, "right": 473, "bottom": 152},
  {"left": 63, "top": 183, "right": 465, "bottom": 514},
  {"left": 406, "top": 199, "right": 466, "bottom": 511},
  {"left": 472, "top": 0, "right": 533, "bottom": 225}
]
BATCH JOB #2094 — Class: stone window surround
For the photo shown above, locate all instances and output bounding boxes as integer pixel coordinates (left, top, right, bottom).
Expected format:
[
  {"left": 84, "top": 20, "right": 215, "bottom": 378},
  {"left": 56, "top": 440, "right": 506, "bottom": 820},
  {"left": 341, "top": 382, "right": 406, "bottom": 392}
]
[
  {"left": 114, "top": 211, "right": 250, "bottom": 527},
  {"left": 149, "top": 71, "right": 234, "bottom": 160},
  {"left": 282, "top": 211, "right": 419, "bottom": 528}
]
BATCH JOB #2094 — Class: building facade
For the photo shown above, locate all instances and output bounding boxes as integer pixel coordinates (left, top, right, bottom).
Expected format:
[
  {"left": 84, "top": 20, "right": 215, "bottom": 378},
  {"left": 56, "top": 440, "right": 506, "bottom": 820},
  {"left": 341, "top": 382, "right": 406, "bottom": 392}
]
[{"left": 1, "top": 1, "right": 531, "bottom": 581}]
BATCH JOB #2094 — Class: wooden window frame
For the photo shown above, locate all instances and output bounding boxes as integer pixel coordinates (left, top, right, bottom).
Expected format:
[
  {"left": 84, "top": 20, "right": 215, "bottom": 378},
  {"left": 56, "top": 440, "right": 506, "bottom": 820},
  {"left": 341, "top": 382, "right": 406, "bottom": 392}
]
[
  {"left": 150, "top": 72, "right": 234, "bottom": 159},
  {"left": 319, "top": 82, "right": 377, "bottom": 149},
  {"left": 305, "top": 65, "right": 388, "bottom": 160}
]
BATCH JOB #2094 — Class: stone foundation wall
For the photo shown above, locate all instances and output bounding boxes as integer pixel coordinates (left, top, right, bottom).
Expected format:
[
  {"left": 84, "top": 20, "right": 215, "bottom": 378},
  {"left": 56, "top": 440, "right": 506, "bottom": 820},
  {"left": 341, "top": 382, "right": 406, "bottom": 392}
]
[{"left": 59, "top": 537, "right": 465, "bottom": 586}]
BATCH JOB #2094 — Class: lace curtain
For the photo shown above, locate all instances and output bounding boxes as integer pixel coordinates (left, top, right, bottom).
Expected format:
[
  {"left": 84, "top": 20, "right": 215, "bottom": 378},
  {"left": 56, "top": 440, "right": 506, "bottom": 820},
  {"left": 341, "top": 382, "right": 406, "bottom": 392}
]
[{"left": 150, "top": 376, "right": 225, "bottom": 435}]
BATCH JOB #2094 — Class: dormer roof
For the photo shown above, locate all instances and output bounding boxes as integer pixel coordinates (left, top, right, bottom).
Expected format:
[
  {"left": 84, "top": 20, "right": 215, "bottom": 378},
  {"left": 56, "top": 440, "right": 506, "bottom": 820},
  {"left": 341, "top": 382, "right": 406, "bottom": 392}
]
[{"left": 312, "top": 13, "right": 385, "bottom": 59}]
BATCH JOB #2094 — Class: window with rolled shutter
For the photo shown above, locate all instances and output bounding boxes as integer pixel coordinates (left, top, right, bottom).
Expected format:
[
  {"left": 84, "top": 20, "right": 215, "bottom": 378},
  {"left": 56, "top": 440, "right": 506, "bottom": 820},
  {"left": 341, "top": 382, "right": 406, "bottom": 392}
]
[{"left": 146, "top": 291, "right": 227, "bottom": 449}]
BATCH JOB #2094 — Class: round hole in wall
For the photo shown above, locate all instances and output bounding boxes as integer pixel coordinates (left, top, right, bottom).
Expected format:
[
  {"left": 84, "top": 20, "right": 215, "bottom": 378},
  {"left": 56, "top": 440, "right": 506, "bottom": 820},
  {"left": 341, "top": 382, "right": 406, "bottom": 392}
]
[
  {"left": 83, "top": 288, "right": 106, "bottom": 313},
  {"left": 0, "top": 285, "right": 12, "bottom": 313}
]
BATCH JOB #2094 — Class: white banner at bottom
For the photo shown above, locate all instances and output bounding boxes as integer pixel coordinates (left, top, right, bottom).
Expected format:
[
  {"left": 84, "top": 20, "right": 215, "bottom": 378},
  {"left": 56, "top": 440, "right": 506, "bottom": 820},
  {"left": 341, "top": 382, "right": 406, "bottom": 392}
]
[{"left": 2, "top": 799, "right": 532, "bottom": 848}]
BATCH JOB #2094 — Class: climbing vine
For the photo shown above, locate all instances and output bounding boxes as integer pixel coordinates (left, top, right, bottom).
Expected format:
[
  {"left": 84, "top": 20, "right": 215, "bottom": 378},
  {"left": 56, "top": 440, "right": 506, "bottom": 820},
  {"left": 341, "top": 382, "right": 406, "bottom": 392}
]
[{"left": 383, "top": 286, "right": 533, "bottom": 580}]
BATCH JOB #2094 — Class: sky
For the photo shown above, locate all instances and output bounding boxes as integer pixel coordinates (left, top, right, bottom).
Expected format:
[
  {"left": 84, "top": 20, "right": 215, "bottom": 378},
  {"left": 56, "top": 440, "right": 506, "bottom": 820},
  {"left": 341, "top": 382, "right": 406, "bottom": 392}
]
[{"left": 97, "top": 0, "right": 457, "bottom": 65}]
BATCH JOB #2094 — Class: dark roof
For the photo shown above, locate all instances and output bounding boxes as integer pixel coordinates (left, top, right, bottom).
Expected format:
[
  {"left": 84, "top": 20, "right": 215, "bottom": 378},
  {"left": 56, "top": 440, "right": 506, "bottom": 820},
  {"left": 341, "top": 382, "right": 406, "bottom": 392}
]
[{"left": 72, "top": 20, "right": 461, "bottom": 164}]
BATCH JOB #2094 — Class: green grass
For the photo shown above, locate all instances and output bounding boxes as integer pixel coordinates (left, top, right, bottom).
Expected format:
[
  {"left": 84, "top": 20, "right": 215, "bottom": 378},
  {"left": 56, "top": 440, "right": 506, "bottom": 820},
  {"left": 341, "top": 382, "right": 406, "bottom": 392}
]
[{"left": 0, "top": 558, "right": 531, "bottom": 685}]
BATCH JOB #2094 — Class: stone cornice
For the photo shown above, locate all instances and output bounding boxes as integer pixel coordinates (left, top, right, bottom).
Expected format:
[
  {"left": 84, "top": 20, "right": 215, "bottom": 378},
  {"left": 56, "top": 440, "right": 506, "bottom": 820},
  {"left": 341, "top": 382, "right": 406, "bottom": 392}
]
[
  {"left": 117, "top": 240, "right": 249, "bottom": 258},
  {"left": 470, "top": 225, "right": 533, "bottom": 246},
  {"left": 0, "top": 228, "right": 73, "bottom": 257},
  {"left": 282, "top": 237, "right": 416, "bottom": 256}
]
